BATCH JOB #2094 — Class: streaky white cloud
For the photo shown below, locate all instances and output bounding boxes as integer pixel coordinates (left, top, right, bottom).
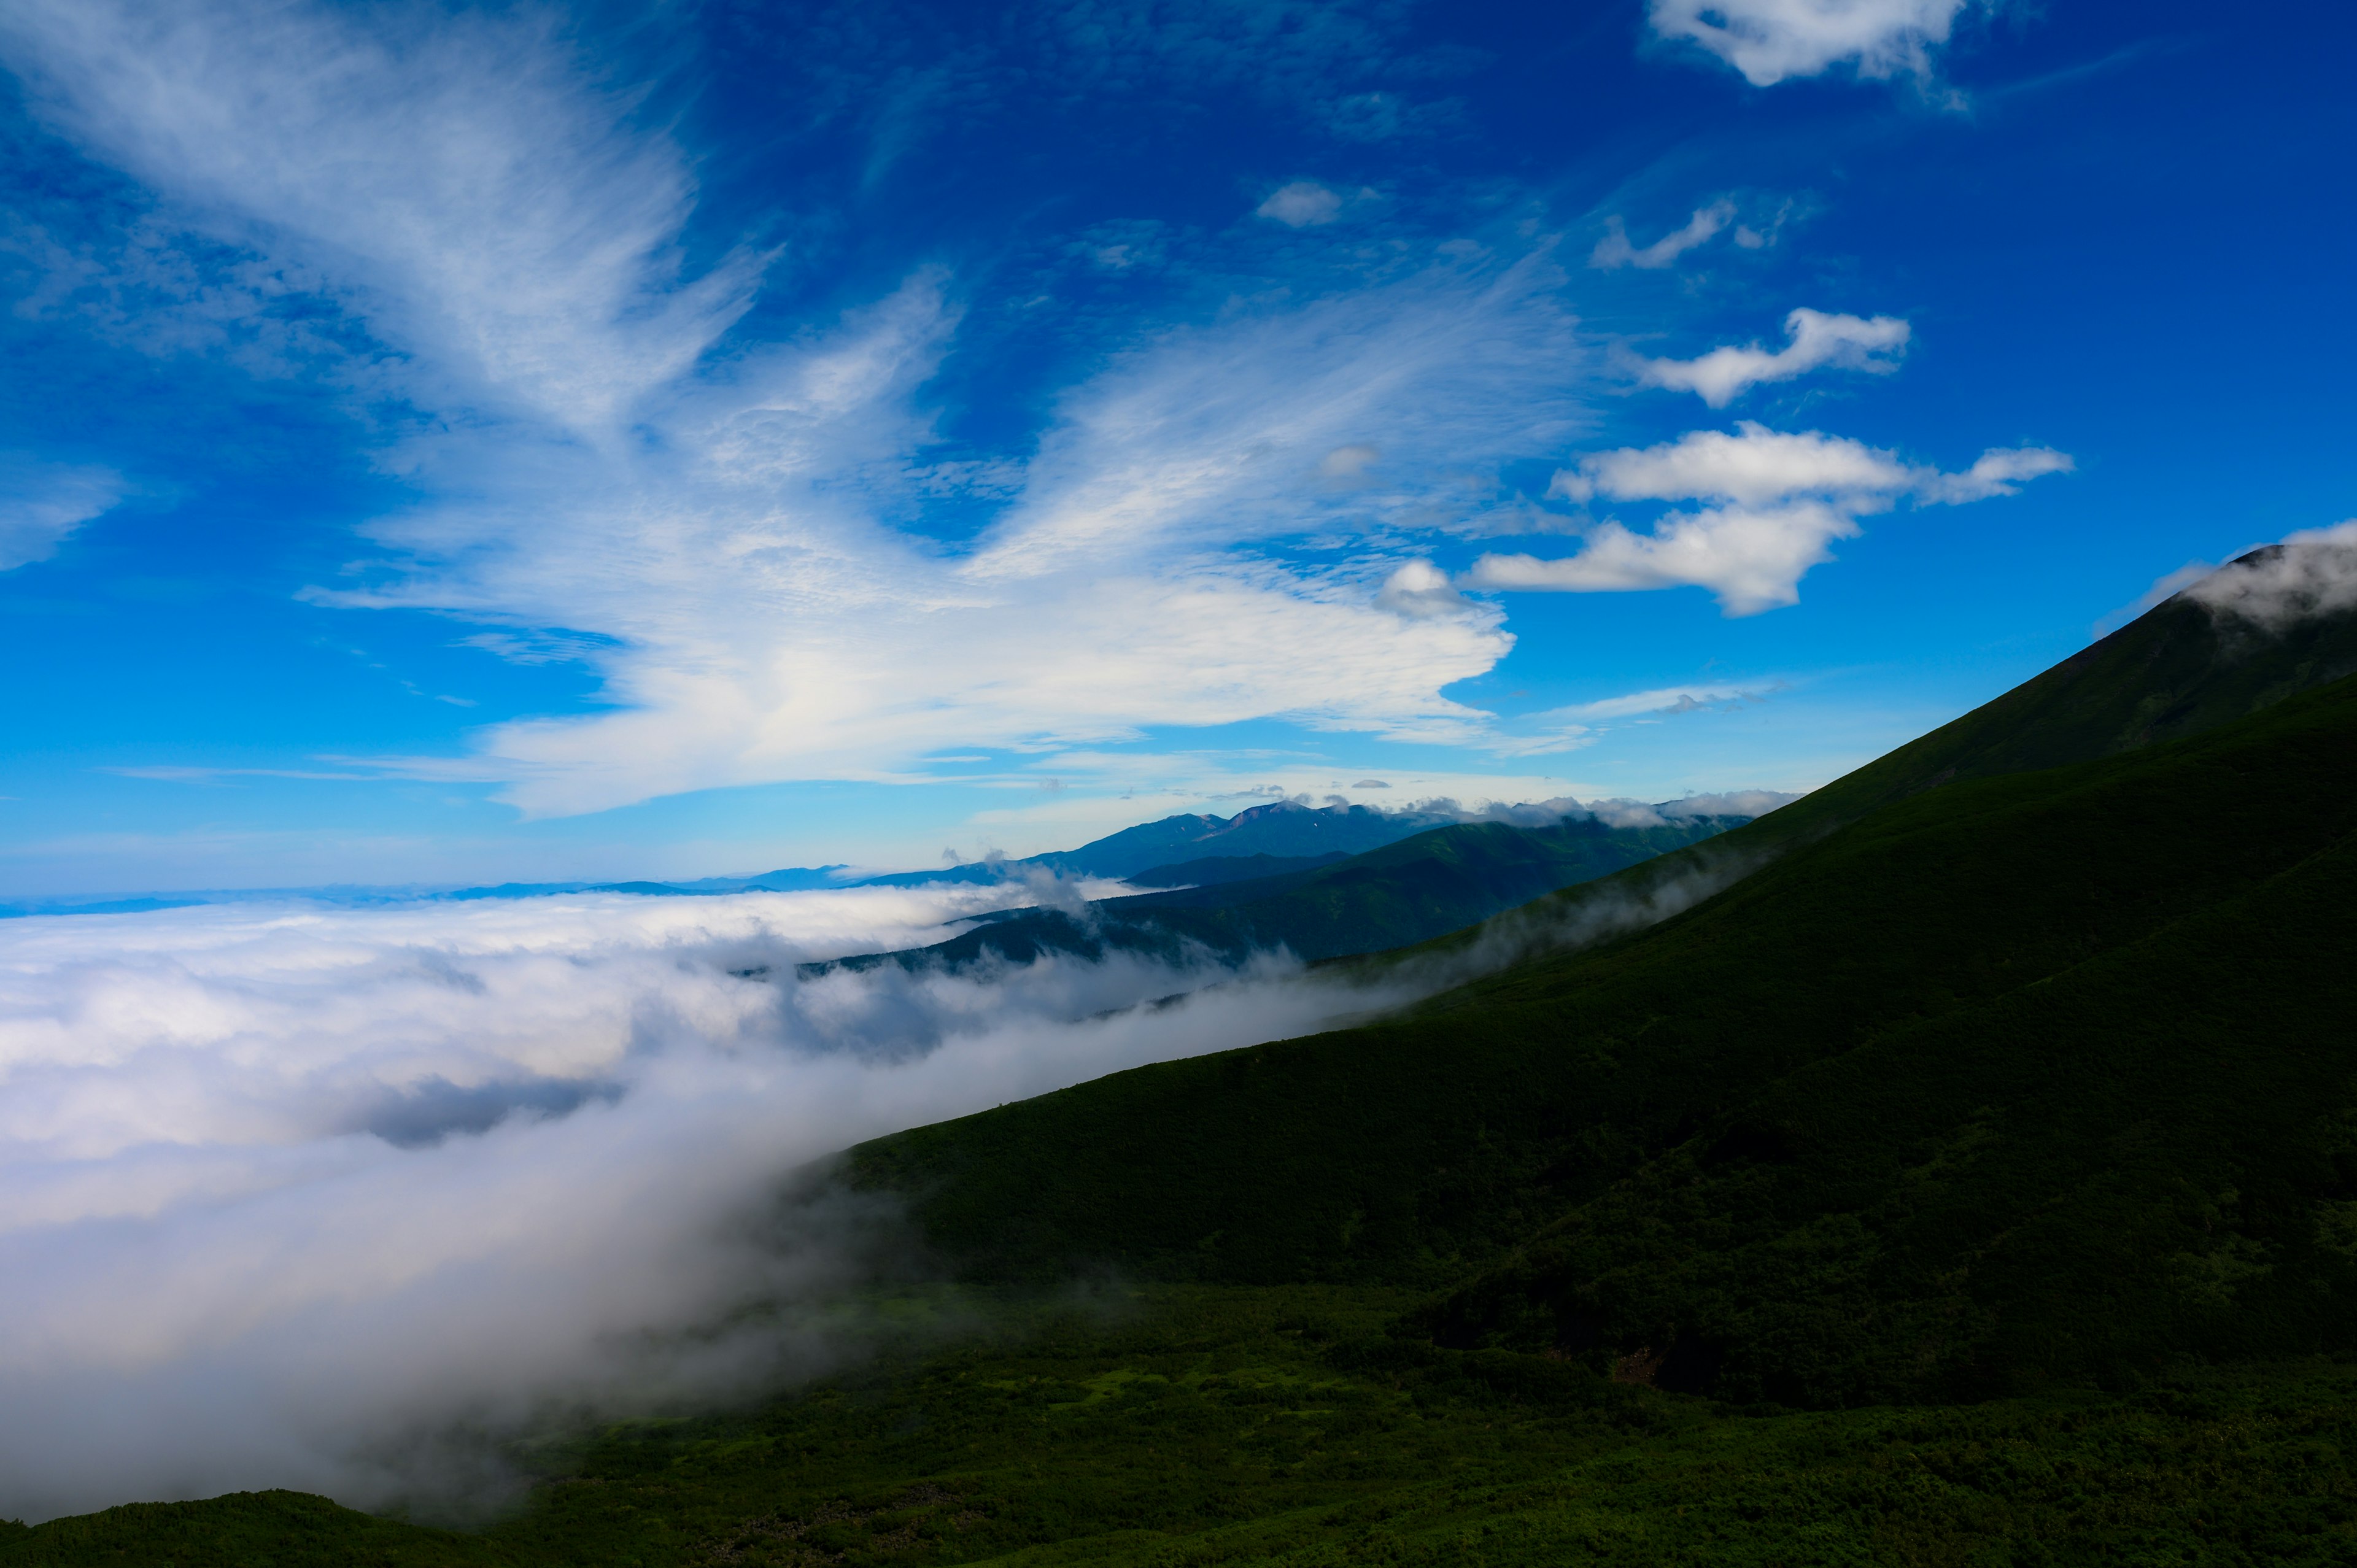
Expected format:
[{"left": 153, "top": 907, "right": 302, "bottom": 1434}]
[
  {"left": 2183, "top": 520, "right": 2357, "bottom": 632},
  {"left": 0, "top": 887, "right": 1420, "bottom": 1522},
  {"left": 7, "top": 2, "right": 1607, "bottom": 819},
  {"left": 317, "top": 255, "right": 1592, "bottom": 816},
  {"left": 0, "top": 0, "right": 757, "bottom": 434},
  {"left": 1914, "top": 444, "right": 2076, "bottom": 503},
  {"left": 1539, "top": 682, "right": 1782, "bottom": 722},
  {"left": 1638, "top": 307, "right": 1910, "bottom": 406},
  {"left": 1590, "top": 201, "right": 1734, "bottom": 269},
  {"left": 0, "top": 454, "right": 123, "bottom": 570},
  {"left": 1649, "top": 0, "right": 1972, "bottom": 87},
  {"left": 1473, "top": 422, "right": 2069, "bottom": 614},
  {"left": 1258, "top": 180, "right": 1343, "bottom": 226}
]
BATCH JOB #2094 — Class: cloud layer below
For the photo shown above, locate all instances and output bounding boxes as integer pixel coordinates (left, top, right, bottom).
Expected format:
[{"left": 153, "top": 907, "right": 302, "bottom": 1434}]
[{"left": 0, "top": 884, "right": 1399, "bottom": 1522}]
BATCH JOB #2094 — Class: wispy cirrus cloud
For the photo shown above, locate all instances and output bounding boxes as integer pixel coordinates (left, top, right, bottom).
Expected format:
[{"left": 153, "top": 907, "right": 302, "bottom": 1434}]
[
  {"left": 0, "top": 1, "right": 1604, "bottom": 820},
  {"left": 1539, "top": 681, "right": 1784, "bottom": 722},
  {"left": 1590, "top": 201, "right": 1735, "bottom": 270},
  {"left": 0, "top": 454, "right": 122, "bottom": 570},
  {"left": 1468, "top": 423, "right": 2068, "bottom": 614},
  {"left": 0, "top": 0, "right": 759, "bottom": 435}
]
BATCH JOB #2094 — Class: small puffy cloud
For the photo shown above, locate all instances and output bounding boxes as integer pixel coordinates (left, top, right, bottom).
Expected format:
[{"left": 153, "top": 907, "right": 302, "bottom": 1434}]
[
  {"left": 2182, "top": 520, "right": 2357, "bottom": 633},
  {"left": 1376, "top": 560, "right": 1471, "bottom": 618},
  {"left": 1649, "top": 0, "right": 1973, "bottom": 87},
  {"left": 1638, "top": 307, "right": 1910, "bottom": 406},
  {"left": 0, "top": 456, "right": 124, "bottom": 571},
  {"left": 1258, "top": 180, "right": 1344, "bottom": 227},
  {"left": 1318, "top": 442, "right": 1381, "bottom": 482},
  {"left": 1471, "top": 499, "right": 1861, "bottom": 616},
  {"left": 1590, "top": 201, "right": 1734, "bottom": 270},
  {"left": 1353, "top": 778, "right": 1390, "bottom": 789},
  {"left": 1546, "top": 423, "right": 1914, "bottom": 509},
  {"left": 1478, "top": 422, "right": 2068, "bottom": 615}
]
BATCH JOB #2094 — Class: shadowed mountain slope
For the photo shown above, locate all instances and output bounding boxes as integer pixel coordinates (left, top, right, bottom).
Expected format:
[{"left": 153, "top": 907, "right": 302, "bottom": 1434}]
[
  {"left": 1342, "top": 552, "right": 2357, "bottom": 981},
  {"left": 845, "top": 590, "right": 2357, "bottom": 1402}
]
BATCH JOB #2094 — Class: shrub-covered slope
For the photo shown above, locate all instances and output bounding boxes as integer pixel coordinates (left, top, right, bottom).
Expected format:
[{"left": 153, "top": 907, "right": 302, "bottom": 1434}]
[
  {"left": 846, "top": 671, "right": 2357, "bottom": 1399},
  {"left": 1361, "top": 564, "right": 2357, "bottom": 982},
  {"left": 17, "top": 1288, "right": 2356, "bottom": 1567}
]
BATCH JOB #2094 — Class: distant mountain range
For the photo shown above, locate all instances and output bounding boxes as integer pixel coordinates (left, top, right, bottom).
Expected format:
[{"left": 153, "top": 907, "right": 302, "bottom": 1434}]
[
  {"left": 1, "top": 797, "right": 1757, "bottom": 918},
  {"left": 805, "top": 811, "right": 1751, "bottom": 975}
]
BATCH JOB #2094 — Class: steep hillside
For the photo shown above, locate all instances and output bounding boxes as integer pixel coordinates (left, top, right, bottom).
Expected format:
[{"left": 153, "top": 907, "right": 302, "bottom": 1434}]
[
  {"left": 1358, "top": 553, "right": 2357, "bottom": 980},
  {"left": 846, "top": 669, "right": 2357, "bottom": 1399}
]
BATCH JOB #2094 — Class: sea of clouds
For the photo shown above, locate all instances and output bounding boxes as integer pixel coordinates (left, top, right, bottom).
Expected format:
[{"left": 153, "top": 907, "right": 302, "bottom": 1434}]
[{"left": 0, "top": 881, "right": 1412, "bottom": 1523}]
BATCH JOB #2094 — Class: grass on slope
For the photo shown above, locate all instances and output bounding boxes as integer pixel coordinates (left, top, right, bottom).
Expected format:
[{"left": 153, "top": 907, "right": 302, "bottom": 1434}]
[
  {"left": 13, "top": 1288, "right": 2357, "bottom": 1567},
  {"left": 846, "top": 675, "right": 2357, "bottom": 1400}
]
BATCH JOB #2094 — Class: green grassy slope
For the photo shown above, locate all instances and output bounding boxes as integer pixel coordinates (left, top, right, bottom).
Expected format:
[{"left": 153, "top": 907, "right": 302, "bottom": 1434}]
[
  {"left": 1747, "top": 568, "right": 2357, "bottom": 838},
  {"left": 813, "top": 815, "right": 1741, "bottom": 975},
  {"left": 16, "top": 1288, "right": 2357, "bottom": 1567},
  {"left": 846, "top": 674, "right": 2357, "bottom": 1400},
  {"left": 1362, "top": 573, "right": 2357, "bottom": 983}
]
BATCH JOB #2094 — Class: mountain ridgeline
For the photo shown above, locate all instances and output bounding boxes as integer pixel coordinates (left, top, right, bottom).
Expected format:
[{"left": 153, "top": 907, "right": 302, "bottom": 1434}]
[
  {"left": 846, "top": 550, "right": 2357, "bottom": 1404},
  {"left": 806, "top": 811, "right": 1748, "bottom": 975}
]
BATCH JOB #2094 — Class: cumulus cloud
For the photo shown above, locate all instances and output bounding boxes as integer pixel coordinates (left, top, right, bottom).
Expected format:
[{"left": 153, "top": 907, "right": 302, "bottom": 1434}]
[
  {"left": 0, "top": 1, "right": 1614, "bottom": 819},
  {"left": 2181, "top": 520, "right": 2357, "bottom": 633},
  {"left": 1256, "top": 180, "right": 1343, "bottom": 226},
  {"left": 1470, "top": 423, "right": 2069, "bottom": 614},
  {"left": 1637, "top": 307, "right": 1910, "bottom": 406},
  {"left": 1590, "top": 201, "right": 1734, "bottom": 269},
  {"left": 0, "top": 886, "right": 1432, "bottom": 1523},
  {"left": 1375, "top": 559, "right": 1469, "bottom": 617},
  {"left": 0, "top": 454, "right": 123, "bottom": 570},
  {"left": 1649, "top": 0, "right": 1973, "bottom": 87}
]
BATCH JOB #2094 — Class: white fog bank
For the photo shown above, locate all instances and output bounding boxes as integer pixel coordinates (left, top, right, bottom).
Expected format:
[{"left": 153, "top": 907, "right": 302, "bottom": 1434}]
[{"left": 0, "top": 884, "right": 1401, "bottom": 1523}]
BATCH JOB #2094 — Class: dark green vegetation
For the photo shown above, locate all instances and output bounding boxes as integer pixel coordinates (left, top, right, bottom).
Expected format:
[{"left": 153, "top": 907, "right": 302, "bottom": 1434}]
[
  {"left": 15, "top": 1288, "right": 2357, "bottom": 1567},
  {"left": 21, "top": 567, "right": 2357, "bottom": 1561},
  {"left": 851, "top": 658, "right": 2357, "bottom": 1406},
  {"left": 1124, "top": 852, "right": 1346, "bottom": 889},
  {"left": 812, "top": 814, "right": 1742, "bottom": 976}
]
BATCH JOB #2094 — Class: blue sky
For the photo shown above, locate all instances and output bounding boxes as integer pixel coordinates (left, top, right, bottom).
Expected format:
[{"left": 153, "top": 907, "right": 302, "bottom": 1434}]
[{"left": 0, "top": 0, "right": 2350, "bottom": 894}]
